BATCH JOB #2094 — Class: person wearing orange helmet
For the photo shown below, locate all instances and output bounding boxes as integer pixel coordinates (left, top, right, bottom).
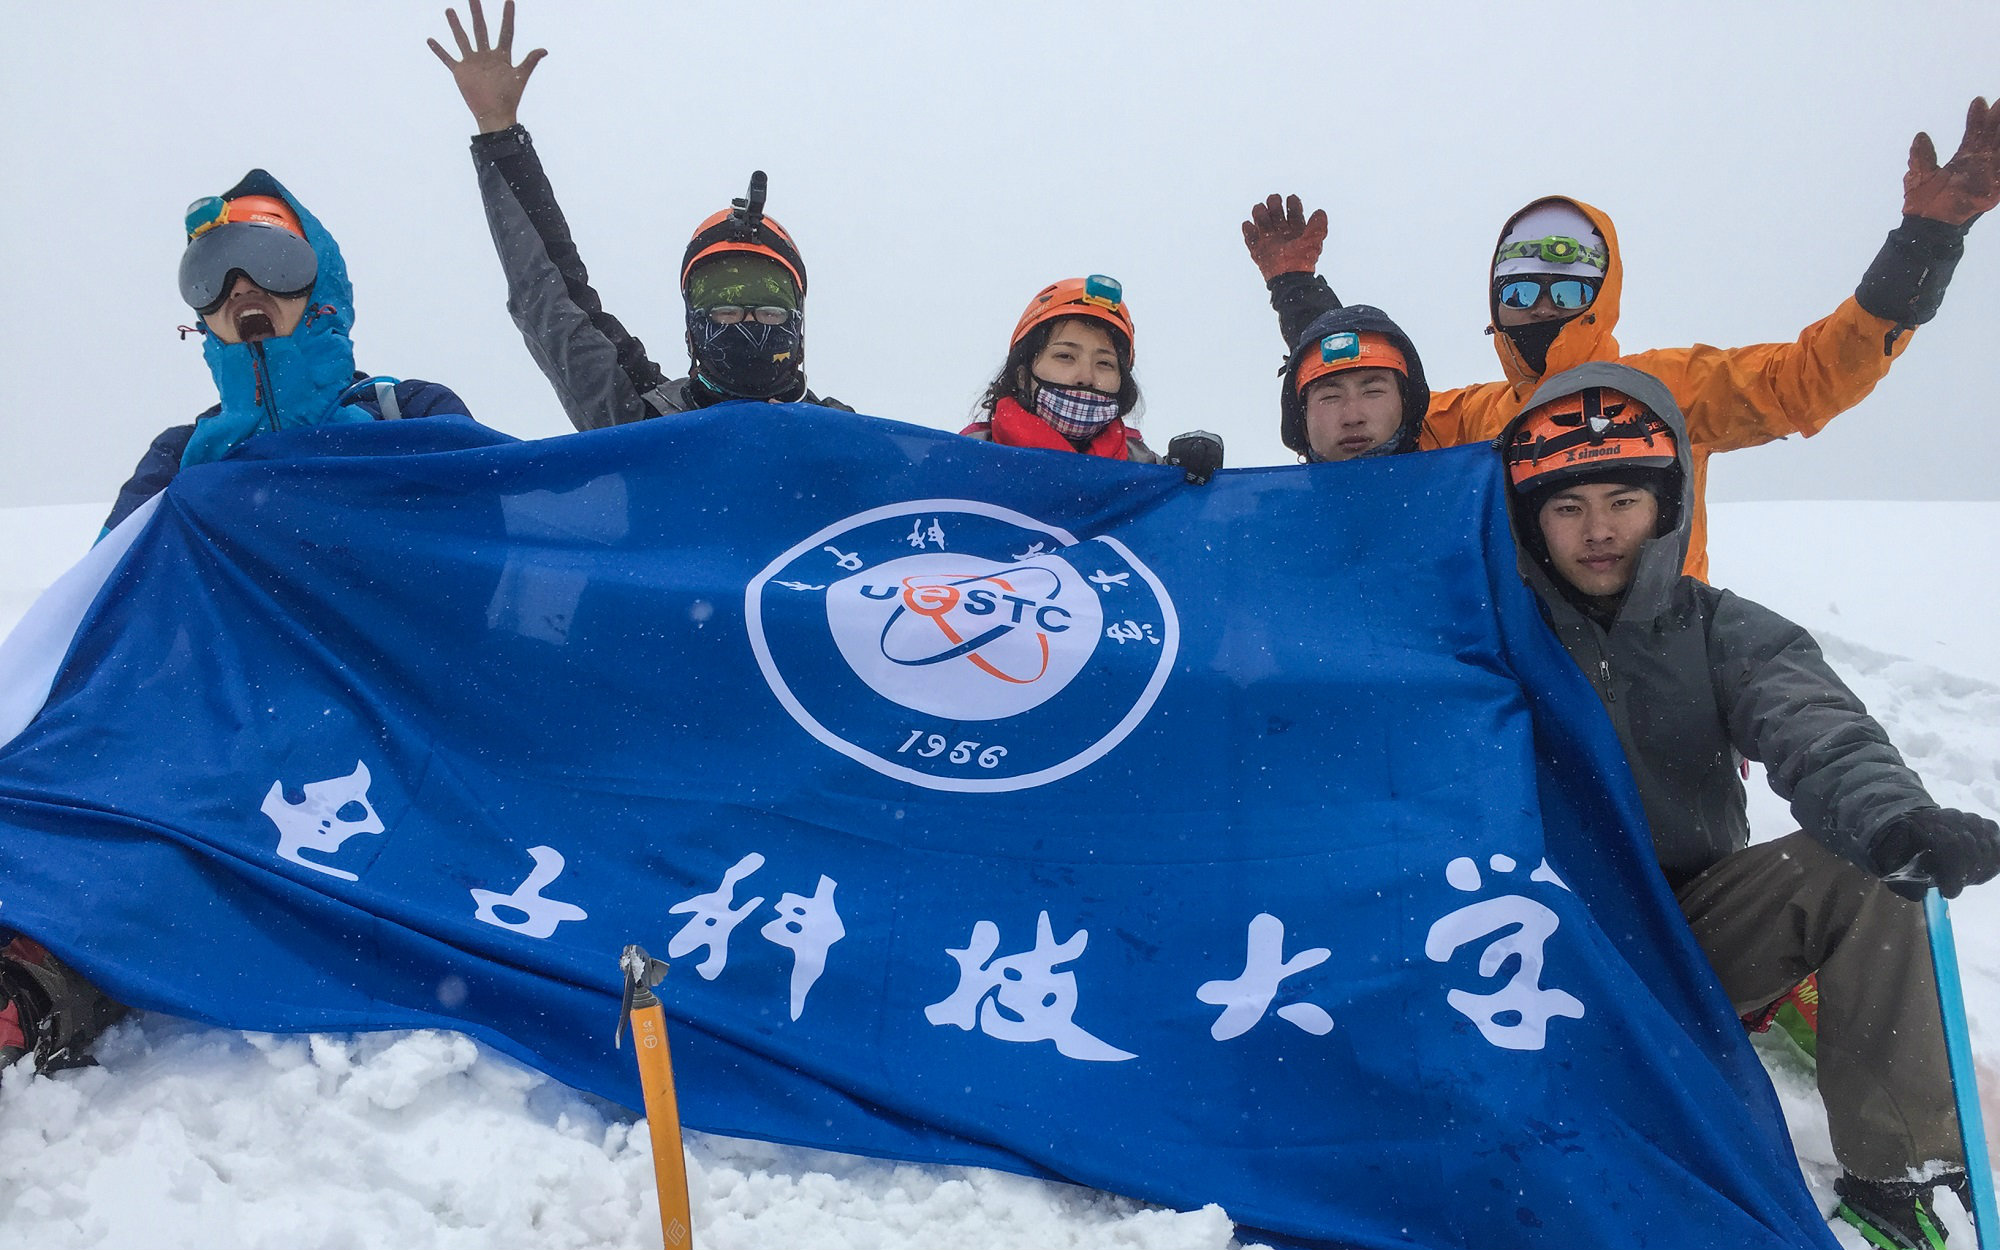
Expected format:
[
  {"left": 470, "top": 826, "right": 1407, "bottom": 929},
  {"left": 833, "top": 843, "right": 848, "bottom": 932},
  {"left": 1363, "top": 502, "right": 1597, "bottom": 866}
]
[
  {"left": 101, "top": 172, "right": 473, "bottom": 535},
  {"left": 963, "top": 276, "right": 1156, "bottom": 461},
  {"left": 430, "top": 0, "right": 848, "bottom": 428},
  {"left": 8, "top": 171, "right": 477, "bottom": 1080},
  {"left": 1245, "top": 95, "right": 2000, "bottom": 581},
  {"left": 1499, "top": 362, "right": 2000, "bottom": 1250},
  {"left": 1277, "top": 305, "right": 1430, "bottom": 464}
]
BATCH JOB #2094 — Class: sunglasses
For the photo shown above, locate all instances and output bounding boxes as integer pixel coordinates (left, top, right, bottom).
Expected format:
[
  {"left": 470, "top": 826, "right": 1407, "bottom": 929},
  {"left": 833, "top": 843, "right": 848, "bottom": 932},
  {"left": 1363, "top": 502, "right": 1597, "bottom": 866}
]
[
  {"left": 1495, "top": 277, "right": 1598, "bottom": 312},
  {"left": 705, "top": 305, "right": 793, "bottom": 326}
]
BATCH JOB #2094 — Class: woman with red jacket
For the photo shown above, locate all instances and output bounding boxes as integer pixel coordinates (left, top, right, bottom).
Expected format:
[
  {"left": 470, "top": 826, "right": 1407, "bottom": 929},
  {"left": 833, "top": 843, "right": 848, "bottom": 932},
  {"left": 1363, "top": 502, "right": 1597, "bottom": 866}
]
[{"left": 961, "top": 276, "right": 1159, "bottom": 462}]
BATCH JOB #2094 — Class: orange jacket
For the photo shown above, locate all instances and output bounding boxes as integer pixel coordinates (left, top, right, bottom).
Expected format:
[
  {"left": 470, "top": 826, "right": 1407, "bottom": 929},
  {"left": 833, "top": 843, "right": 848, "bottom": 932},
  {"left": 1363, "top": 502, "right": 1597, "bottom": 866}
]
[{"left": 1421, "top": 197, "right": 1912, "bottom": 581}]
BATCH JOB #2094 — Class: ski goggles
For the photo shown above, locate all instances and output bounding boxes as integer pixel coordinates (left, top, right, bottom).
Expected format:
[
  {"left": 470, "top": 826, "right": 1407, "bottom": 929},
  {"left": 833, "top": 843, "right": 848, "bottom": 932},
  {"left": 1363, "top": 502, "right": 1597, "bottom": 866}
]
[
  {"left": 1493, "top": 234, "right": 1608, "bottom": 270},
  {"left": 179, "top": 220, "right": 318, "bottom": 314},
  {"left": 704, "top": 305, "right": 794, "bottom": 326},
  {"left": 1494, "top": 276, "right": 1598, "bottom": 312}
]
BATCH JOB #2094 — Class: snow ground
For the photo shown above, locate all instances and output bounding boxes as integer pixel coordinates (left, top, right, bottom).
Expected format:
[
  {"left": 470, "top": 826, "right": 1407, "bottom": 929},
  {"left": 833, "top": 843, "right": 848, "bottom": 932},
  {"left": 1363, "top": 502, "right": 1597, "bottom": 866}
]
[{"left": 1, "top": 500, "right": 1995, "bottom": 1248}]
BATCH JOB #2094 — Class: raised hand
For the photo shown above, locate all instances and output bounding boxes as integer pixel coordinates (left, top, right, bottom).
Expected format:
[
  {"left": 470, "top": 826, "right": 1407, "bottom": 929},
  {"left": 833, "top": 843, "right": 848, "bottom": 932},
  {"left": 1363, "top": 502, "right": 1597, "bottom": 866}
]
[
  {"left": 1904, "top": 96, "right": 2000, "bottom": 226},
  {"left": 1241, "top": 194, "right": 1329, "bottom": 282},
  {"left": 427, "top": 0, "right": 547, "bottom": 134}
]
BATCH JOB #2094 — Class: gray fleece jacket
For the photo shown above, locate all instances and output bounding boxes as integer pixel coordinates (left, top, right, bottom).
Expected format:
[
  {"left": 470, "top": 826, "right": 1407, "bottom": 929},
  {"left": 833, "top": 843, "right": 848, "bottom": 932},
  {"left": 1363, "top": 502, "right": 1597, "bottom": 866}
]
[{"left": 1501, "top": 362, "right": 1933, "bottom": 888}]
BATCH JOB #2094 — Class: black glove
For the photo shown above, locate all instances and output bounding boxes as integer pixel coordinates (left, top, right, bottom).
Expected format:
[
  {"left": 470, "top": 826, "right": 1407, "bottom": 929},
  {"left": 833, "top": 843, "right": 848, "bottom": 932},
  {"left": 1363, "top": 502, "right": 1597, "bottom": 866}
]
[
  {"left": 1869, "top": 807, "right": 2000, "bottom": 900},
  {"left": 1165, "top": 431, "right": 1224, "bottom": 485}
]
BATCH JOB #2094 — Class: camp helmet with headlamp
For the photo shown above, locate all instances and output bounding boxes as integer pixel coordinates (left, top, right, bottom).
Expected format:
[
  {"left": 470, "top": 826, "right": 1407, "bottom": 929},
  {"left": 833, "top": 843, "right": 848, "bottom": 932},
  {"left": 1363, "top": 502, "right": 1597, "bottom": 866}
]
[
  {"left": 1292, "top": 330, "right": 1408, "bottom": 394},
  {"left": 1010, "top": 275, "right": 1135, "bottom": 360}
]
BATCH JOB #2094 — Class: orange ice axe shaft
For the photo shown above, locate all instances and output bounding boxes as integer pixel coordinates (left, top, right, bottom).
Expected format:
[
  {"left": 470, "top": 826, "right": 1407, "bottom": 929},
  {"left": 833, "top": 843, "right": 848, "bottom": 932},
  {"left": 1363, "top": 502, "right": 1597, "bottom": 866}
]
[{"left": 617, "top": 944, "right": 694, "bottom": 1249}]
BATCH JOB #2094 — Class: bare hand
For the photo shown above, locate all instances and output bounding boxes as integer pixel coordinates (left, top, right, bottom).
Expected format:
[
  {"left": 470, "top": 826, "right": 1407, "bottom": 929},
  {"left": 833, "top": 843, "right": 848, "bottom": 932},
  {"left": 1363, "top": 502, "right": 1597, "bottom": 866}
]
[
  {"left": 428, "top": 0, "right": 547, "bottom": 134},
  {"left": 1904, "top": 96, "right": 2000, "bottom": 226},
  {"left": 1241, "top": 193, "right": 1328, "bottom": 282}
]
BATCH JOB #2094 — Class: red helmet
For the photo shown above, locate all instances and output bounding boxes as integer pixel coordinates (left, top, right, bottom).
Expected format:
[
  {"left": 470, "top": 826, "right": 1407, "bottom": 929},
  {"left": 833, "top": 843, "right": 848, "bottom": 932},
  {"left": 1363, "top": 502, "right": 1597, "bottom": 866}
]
[
  {"left": 1010, "top": 275, "right": 1135, "bottom": 361},
  {"left": 1504, "top": 387, "right": 1677, "bottom": 496}
]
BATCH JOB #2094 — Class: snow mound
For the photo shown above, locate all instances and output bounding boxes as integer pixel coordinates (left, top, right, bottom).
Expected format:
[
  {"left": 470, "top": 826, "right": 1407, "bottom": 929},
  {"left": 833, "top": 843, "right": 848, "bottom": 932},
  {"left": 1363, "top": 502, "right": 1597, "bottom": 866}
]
[{"left": 0, "top": 1019, "right": 1244, "bottom": 1249}]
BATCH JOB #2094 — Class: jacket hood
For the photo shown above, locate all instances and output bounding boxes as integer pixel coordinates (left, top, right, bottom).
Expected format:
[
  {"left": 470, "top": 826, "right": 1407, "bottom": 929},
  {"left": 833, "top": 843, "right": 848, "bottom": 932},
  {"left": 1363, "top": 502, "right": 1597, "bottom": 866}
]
[
  {"left": 1280, "top": 304, "right": 1432, "bottom": 461},
  {"left": 1500, "top": 361, "right": 1693, "bottom": 623},
  {"left": 186, "top": 170, "right": 364, "bottom": 468},
  {"left": 1488, "top": 197, "right": 1624, "bottom": 391}
]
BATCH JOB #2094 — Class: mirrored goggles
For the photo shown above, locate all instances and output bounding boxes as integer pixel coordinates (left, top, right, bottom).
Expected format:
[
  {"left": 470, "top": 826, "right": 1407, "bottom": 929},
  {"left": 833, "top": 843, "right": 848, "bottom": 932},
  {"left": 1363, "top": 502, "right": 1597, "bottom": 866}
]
[
  {"left": 178, "top": 221, "right": 318, "bottom": 314},
  {"left": 704, "top": 305, "right": 794, "bottom": 326},
  {"left": 1495, "top": 276, "right": 1598, "bottom": 312}
]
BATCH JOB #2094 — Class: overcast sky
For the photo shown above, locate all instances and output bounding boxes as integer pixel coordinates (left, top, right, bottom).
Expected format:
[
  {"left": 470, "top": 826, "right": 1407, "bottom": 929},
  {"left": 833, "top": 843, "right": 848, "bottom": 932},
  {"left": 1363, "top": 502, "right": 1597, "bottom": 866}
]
[{"left": 5, "top": 2, "right": 1997, "bottom": 510}]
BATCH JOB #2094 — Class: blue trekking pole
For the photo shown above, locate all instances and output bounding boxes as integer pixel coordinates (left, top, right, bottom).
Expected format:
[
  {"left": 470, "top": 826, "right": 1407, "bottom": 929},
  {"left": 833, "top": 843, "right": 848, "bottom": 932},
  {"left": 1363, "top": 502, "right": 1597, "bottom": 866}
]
[{"left": 1926, "top": 888, "right": 1999, "bottom": 1245}]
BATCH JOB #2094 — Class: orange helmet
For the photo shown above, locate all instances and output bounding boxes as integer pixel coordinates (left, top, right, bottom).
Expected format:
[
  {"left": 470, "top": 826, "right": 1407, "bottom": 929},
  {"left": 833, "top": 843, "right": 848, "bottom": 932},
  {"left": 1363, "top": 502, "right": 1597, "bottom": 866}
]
[
  {"left": 1504, "top": 387, "right": 1677, "bottom": 496},
  {"left": 184, "top": 193, "right": 305, "bottom": 241},
  {"left": 681, "top": 172, "right": 807, "bottom": 296},
  {"left": 1293, "top": 330, "right": 1408, "bottom": 394},
  {"left": 1011, "top": 275, "right": 1135, "bottom": 361}
]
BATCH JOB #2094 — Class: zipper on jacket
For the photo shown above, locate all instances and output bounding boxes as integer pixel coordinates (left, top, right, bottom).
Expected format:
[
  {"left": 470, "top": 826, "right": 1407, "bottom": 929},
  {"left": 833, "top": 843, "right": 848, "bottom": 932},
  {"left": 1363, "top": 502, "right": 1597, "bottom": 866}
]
[
  {"left": 1598, "top": 658, "right": 1614, "bottom": 702},
  {"left": 250, "top": 341, "right": 281, "bottom": 434}
]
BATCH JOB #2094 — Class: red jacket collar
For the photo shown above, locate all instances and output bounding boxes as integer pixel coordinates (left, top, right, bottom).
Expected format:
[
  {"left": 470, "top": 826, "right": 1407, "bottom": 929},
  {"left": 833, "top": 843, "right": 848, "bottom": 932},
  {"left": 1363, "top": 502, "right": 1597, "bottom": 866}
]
[{"left": 973, "top": 397, "right": 1132, "bottom": 460}]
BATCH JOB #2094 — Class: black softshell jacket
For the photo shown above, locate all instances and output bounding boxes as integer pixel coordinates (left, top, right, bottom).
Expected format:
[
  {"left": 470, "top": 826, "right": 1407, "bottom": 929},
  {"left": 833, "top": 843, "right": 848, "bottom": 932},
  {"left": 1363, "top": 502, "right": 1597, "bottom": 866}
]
[{"left": 1501, "top": 362, "right": 1933, "bottom": 888}]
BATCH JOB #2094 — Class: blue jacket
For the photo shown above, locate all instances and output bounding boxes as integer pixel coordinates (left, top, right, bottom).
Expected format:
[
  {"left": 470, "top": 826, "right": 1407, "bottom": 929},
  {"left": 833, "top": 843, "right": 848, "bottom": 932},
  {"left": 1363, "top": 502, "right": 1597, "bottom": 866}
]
[
  {"left": 106, "top": 170, "right": 470, "bottom": 532},
  {"left": 104, "top": 378, "right": 470, "bottom": 532}
]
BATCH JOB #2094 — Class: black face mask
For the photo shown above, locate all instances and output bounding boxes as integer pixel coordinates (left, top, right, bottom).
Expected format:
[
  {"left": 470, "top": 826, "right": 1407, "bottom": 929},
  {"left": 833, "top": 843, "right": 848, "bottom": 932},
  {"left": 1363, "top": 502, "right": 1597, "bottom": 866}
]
[
  {"left": 687, "top": 310, "right": 804, "bottom": 400},
  {"left": 1500, "top": 317, "right": 1567, "bottom": 376}
]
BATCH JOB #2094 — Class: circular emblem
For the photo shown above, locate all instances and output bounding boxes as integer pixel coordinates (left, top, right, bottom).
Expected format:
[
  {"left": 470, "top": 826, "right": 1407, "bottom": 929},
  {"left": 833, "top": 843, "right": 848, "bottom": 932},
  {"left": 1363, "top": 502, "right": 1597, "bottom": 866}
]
[{"left": 746, "top": 500, "right": 1177, "bottom": 792}]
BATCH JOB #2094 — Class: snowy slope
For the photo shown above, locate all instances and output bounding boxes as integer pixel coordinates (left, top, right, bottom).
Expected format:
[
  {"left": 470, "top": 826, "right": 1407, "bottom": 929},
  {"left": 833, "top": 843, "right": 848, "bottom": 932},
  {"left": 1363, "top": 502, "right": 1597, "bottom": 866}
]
[{"left": 1, "top": 501, "right": 1995, "bottom": 1249}]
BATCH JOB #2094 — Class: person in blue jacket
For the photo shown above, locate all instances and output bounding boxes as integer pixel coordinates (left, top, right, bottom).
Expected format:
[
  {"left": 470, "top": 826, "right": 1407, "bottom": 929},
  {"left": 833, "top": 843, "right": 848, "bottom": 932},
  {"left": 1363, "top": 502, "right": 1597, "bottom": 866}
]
[
  {"left": 101, "top": 170, "right": 473, "bottom": 532},
  {"left": 3, "top": 173, "right": 477, "bottom": 1078}
]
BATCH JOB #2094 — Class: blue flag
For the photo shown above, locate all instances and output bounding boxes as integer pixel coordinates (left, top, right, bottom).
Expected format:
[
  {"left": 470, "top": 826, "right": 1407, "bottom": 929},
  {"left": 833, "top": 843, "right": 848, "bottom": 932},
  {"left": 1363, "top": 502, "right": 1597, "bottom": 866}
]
[{"left": 0, "top": 409, "right": 1836, "bottom": 1248}]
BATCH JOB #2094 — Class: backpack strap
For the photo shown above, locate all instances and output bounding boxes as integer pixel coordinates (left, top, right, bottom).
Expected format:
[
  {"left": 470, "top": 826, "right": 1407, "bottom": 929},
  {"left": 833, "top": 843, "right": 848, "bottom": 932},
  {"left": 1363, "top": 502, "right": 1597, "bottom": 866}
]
[
  {"left": 338, "top": 375, "right": 404, "bottom": 421},
  {"left": 639, "top": 381, "right": 685, "bottom": 417}
]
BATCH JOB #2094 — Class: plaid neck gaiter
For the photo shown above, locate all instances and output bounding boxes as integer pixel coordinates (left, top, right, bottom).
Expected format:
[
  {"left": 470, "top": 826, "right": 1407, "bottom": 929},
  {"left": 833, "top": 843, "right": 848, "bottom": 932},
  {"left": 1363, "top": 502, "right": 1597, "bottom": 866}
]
[{"left": 1033, "top": 383, "right": 1122, "bottom": 440}]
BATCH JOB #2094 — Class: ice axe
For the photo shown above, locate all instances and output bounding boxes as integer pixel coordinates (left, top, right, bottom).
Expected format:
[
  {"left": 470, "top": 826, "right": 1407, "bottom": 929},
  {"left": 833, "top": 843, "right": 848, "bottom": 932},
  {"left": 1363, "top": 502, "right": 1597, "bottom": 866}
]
[
  {"left": 1924, "top": 890, "right": 1999, "bottom": 1245},
  {"left": 617, "top": 944, "right": 694, "bottom": 1249}
]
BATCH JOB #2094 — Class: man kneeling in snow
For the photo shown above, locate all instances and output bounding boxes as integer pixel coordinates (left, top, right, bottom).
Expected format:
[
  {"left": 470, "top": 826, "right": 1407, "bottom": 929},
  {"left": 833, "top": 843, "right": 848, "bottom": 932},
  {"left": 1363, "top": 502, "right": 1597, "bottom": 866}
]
[
  {"left": 2, "top": 172, "right": 474, "bottom": 1076},
  {"left": 1498, "top": 362, "right": 2000, "bottom": 1250}
]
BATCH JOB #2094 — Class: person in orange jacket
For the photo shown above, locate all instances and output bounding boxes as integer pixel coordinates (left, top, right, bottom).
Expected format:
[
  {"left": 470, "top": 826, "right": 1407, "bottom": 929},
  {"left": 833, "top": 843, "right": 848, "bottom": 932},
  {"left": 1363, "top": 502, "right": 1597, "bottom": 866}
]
[{"left": 1242, "top": 97, "right": 2000, "bottom": 581}]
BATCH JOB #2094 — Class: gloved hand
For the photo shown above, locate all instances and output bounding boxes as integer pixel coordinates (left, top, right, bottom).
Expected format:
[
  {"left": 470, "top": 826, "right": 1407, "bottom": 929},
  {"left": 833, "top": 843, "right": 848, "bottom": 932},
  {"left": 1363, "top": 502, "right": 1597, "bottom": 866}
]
[
  {"left": 1903, "top": 95, "right": 2000, "bottom": 226},
  {"left": 1165, "top": 431, "right": 1224, "bottom": 485},
  {"left": 1242, "top": 194, "right": 1328, "bottom": 283},
  {"left": 1870, "top": 807, "right": 2000, "bottom": 900}
]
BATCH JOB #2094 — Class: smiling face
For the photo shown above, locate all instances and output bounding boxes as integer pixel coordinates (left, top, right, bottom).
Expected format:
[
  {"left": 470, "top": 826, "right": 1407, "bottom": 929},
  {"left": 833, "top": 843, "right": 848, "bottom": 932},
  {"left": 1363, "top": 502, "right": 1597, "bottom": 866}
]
[
  {"left": 1536, "top": 480, "right": 1660, "bottom": 600},
  {"left": 1303, "top": 367, "right": 1404, "bottom": 462},
  {"left": 1022, "top": 317, "right": 1123, "bottom": 396},
  {"left": 200, "top": 274, "right": 310, "bottom": 344}
]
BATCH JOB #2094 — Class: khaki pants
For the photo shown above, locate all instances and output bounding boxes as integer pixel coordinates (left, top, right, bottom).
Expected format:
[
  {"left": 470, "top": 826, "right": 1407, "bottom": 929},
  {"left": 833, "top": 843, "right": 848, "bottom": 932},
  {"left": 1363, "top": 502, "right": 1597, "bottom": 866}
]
[{"left": 1675, "top": 832, "right": 1961, "bottom": 1181}]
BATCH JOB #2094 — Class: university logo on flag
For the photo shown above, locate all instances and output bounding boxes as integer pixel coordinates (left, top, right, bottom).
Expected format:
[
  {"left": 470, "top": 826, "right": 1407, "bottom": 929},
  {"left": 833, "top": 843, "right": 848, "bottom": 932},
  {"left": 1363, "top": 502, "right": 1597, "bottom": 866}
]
[{"left": 747, "top": 499, "right": 1177, "bottom": 791}]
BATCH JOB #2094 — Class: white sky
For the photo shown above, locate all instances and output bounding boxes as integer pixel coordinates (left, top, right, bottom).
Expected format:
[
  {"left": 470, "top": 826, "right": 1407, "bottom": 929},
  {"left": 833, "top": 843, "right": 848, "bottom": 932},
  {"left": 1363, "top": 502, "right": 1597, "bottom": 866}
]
[{"left": 5, "top": 1, "right": 1997, "bottom": 509}]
